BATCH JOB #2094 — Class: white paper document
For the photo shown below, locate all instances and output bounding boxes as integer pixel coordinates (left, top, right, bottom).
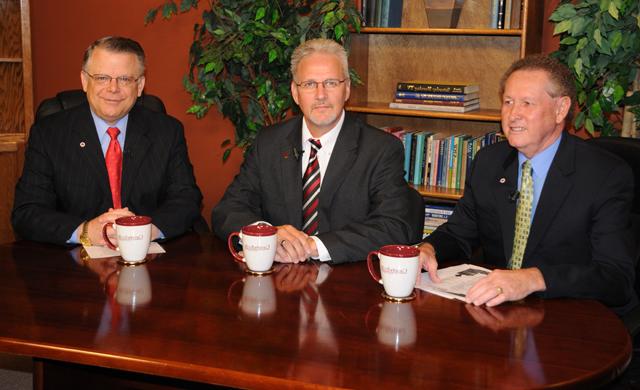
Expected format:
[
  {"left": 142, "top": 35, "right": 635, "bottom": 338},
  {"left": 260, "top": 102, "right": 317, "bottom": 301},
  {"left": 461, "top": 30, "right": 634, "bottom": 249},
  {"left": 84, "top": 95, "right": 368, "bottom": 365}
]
[
  {"left": 83, "top": 242, "right": 166, "bottom": 259},
  {"left": 416, "top": 264, "right": 491, "bottom": 301}
]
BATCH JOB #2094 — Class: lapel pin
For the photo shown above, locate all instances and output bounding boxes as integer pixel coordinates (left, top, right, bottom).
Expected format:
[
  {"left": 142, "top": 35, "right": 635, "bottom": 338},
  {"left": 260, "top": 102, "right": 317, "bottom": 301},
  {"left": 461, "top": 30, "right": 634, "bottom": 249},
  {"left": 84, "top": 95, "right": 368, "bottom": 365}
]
[
  {"left": 79, "top": 142, "right": 86, "bottom": 148},
  {"left": 281, "top": 151, "right": 289, "bottom": 159},
  {"left": 499, "top": 177, "right": 506, "bottom": 184}
]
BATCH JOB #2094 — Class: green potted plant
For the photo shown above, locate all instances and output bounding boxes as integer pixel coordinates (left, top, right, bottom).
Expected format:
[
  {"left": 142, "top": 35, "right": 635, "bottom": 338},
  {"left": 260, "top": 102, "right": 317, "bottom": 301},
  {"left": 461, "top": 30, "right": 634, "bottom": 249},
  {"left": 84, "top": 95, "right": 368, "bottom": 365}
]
[
  {"left": 146, "top": 0, "right": 362, "bottom": 160},
  {"left": 550, "top": 0, "right": 640, "bottom": 136}
]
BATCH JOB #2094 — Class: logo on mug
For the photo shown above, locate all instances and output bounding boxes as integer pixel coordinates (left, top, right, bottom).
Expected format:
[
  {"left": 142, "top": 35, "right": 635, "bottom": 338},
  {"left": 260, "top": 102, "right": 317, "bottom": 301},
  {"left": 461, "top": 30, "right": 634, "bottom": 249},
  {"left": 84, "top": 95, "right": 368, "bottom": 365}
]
[
  {"left": 245, "top": 244, "right": 272, "bottom": 251},
  {"left": 118, "top": 233, "right": 144, "bottom": 241},
  {"left": 381, "top": 265, "right": 408, "bottom": 275}
]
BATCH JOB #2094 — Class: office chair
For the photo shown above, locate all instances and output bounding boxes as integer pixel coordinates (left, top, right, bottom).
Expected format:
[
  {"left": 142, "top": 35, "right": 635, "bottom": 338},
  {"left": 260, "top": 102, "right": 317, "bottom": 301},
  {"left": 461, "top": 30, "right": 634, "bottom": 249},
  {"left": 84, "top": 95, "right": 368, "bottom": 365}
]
[
  {"left": 34, "top": 89, "right": 210, "bottom": 234},
  {"left": 409, "top": 186, "right": 425, "bottom": 242},
  {"left": 587, "top": 136, "right": 640, "bottom": 334},
  {"left": 35, "top": 89, "right": 166, "bottom": 122}
]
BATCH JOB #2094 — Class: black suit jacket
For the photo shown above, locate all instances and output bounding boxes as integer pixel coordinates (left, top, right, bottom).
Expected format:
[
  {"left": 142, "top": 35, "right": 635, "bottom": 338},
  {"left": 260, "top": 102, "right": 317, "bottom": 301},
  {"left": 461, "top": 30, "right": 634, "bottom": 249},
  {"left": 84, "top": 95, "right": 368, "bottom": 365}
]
[
  {"left": 212, "top": 113, "right": 422, "bottom": 263},
  {"left": 425, "top": 134, "right": 636, "bottom": 308},
  {"left": 12, "top": 103, "right": 203, "bottom": 244}
]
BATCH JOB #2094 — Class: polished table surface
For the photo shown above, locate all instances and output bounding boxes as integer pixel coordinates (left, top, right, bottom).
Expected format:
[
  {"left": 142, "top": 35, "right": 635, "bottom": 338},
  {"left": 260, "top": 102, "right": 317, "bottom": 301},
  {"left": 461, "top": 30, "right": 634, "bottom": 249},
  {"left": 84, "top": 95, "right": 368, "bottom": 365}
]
[{"left": 0, "top": 233, "right": 631, "bottom": 388}]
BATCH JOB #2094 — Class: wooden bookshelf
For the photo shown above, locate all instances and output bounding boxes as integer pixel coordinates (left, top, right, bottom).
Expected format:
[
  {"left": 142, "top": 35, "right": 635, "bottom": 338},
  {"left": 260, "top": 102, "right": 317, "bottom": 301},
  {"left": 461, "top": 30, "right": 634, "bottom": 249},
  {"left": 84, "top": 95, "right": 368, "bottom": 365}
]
[
  {"left": 347, "top": 0, "right": 543, "bottom": 202},
  {"left": 0, "top": 0, "right": 32, "bottom": 243}
]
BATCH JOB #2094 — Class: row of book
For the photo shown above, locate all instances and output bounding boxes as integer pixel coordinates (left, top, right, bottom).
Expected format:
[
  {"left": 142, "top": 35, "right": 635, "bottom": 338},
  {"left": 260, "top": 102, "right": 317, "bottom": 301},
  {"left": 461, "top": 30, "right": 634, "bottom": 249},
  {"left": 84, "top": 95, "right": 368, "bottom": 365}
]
[
  {"left": 360, "top": 0, "right": 403, "bottom": 27},
  {"left": 423, "top": 204, "right": 454, "bottom": 238},
  {"left": 389, "top": 81, "right": 480, "bottom": 113},
  {"left": 383, "top": 127, "right": 504, "bottom": 190},
  {"left": 491, "top": 0, "right": 522, "bottom": 29}
]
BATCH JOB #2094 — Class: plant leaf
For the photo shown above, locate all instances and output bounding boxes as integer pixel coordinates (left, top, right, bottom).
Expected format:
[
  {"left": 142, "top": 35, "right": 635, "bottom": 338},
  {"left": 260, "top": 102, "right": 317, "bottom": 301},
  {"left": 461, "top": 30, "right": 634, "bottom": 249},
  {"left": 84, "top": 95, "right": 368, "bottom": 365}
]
[
  {"left": 608, "top": 1, "right": 620, "bottom": 19},
  {"left": 554, "top": 20, "right": 572, "bottom": 35},
  {"left": 144, "top": 8, "right": 158, "bottom": 25},
  {"left": 585, "top": 117, "right": 595, "bottom": 135}
]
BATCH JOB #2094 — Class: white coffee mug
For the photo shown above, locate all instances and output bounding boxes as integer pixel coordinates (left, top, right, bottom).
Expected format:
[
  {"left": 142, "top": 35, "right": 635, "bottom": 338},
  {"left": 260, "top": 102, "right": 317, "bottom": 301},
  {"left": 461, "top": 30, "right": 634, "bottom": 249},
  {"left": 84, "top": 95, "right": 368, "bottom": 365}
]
[
  {"left": 116, "top": 264, "right": 152, "bottom": 308},
  {"left": 367, "top": 245, "right": 420, "bottom": 298},
  {"left": 103, "top": 215, "right": 152, "bottom": 263},
  {"left": 376, "top": 301, "right": 417, "bottom": 349},
  {"left": 227, "top": 224, "right": 277, "bottom": 272}
]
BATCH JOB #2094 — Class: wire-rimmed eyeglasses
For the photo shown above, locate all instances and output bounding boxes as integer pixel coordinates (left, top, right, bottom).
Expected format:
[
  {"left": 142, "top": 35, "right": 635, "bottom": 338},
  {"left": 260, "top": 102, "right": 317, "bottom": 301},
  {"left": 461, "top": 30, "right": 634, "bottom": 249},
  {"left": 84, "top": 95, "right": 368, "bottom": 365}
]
[
  {"left": 82, "top": 70, "right": 142, "bottom": 87},
  {"left": 294, "top": 79, "right": 347, "bottom": 90}
]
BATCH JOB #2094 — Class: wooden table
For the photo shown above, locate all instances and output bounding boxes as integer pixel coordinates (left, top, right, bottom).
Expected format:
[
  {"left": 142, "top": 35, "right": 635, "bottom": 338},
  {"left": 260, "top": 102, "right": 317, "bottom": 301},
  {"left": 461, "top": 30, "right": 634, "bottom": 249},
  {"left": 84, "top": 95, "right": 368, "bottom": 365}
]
[{"left": 0, "top": 233, "right": 631, "bottom": 389}]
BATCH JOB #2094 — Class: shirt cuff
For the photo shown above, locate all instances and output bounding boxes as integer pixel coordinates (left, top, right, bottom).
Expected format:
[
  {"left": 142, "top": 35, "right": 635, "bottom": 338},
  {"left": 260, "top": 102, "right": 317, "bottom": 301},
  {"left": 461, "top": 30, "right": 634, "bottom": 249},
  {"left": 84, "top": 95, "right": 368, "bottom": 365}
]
[
  {"left": 67, "top": 224, "right": 82, "bottom": 245},
  {"left": 310, "top": 236, "right": 331, "bottom": 262}
]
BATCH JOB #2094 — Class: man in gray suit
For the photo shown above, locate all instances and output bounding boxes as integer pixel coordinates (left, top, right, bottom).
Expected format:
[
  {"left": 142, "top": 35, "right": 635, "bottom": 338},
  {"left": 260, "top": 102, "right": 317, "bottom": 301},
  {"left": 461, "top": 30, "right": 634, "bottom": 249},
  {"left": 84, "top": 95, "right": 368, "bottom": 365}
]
[
  {"left": 12, "top": 36, "right": 202, "bottom": 246},
  {"left": 212, "top": 38, "right": 421, "bottom": 264}
]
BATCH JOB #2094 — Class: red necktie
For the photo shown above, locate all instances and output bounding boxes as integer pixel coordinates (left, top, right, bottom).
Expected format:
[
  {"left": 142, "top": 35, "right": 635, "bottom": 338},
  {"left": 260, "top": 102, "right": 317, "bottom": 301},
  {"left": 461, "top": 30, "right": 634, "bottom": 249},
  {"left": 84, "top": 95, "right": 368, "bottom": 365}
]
[
  {"left": 302, "top": 139, "right": 322, "bottom": 235},
  {"left": 105, "top": 127, "right": 122, "bottom": 209}
]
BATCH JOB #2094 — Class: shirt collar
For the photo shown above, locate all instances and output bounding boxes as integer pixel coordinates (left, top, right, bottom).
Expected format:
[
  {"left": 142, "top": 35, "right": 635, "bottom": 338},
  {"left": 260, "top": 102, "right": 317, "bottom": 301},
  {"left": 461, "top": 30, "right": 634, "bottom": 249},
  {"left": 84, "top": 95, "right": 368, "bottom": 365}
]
[
  {"left": 518, "top": 132, "right": 562, "bottom": 176},
  {"left": 301, "top": 110, "right": 345, "bottom": 149},
  {"left": 90, "top": 110, "right": 129, "bottom": 138}
]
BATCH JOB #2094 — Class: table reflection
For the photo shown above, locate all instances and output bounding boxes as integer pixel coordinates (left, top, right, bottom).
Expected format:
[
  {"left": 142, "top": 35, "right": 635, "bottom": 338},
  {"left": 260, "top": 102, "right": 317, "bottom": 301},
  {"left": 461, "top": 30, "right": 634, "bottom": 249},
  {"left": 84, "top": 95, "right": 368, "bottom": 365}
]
[
  {"left": 466, "top": 301, "right": 547, "bottom": 388},
  {"left": 373, "top": 301, "right": 417, "bottom": 350},
  {"left": 228, "top": 274, "right": 277, "bottom": 319}
]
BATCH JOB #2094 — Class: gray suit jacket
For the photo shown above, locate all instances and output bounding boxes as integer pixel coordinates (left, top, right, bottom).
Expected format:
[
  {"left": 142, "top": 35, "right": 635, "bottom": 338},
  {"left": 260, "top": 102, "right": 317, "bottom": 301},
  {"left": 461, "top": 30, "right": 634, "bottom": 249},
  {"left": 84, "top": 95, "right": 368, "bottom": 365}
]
[
  {"left": 424, "top": 134, "right": 636, "bottom": 310},
  {"left": 12, "top": 103, "right": 203, "bottom": 244},
  {"left": 212, "top": 113, "right": 422, "bottom": 263}
]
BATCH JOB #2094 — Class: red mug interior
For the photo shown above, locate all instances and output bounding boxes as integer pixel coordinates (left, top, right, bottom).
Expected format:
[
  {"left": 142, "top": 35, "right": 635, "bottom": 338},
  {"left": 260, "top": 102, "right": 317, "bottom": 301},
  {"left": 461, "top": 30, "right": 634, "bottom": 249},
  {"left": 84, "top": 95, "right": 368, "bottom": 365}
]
[
  {"left": 241, "top": 224, "right": 277, "bottom": 237},
  {"left": 115, "top": 215, "right": 152, "bottom": 226},
  {"left": 379, "top": 245, "right": 419, "bottom": 258}
]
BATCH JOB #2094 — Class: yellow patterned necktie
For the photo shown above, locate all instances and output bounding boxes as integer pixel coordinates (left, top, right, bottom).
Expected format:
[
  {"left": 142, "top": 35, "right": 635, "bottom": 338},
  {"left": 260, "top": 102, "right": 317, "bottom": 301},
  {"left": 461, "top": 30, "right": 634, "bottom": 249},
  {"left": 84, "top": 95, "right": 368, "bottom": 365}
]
[{"left": 510, "top": 160, "right": 533, "bottom": 269}]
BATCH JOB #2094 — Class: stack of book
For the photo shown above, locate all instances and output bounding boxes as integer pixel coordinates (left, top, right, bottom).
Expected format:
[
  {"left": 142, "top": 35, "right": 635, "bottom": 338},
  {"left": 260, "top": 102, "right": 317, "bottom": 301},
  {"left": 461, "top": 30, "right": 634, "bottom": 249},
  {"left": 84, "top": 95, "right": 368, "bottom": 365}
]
[
  {"left": 423, "top": 204, "right": 455, "bottom": 237},
  {"left": 389, "top": 81, "right": 480, "bottom": 113},
  {"left": 360, "top": 0, "right": 403, "bottom": 27},
  {"left": 380, "top": 128, "right": 504, "bottom": 190}
]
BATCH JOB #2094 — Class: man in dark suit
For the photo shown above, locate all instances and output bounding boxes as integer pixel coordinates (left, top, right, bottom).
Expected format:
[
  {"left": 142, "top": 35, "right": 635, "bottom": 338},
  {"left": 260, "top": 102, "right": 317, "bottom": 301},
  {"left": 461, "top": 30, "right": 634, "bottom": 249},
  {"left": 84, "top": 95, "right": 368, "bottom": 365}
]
[
  {"left": 212, "top": 38, "right": 421, "bottom": 264},
  {"left": 12, "top": 36, "right": 202, "bottom": 246},
  {"left": 419, "top": 55, "right": 636, "bottom": 310}
]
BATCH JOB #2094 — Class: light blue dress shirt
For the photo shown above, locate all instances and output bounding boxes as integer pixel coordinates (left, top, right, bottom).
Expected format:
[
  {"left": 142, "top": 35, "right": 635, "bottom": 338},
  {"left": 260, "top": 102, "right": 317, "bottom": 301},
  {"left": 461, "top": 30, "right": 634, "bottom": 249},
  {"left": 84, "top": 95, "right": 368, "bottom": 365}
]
[{"left": 517, "top": 133, "right": 562, "bottom": 223}]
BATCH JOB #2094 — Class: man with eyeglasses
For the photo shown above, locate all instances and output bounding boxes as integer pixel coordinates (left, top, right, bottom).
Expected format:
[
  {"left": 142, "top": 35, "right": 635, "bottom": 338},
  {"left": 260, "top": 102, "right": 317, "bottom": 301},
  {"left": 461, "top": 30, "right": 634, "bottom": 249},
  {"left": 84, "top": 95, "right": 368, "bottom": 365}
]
[
  {"left": 212, "top": 38, "right": 422, "bottom": 264},
  {"left": 12, "top": 36, "right": 203, "bottom": 246}
]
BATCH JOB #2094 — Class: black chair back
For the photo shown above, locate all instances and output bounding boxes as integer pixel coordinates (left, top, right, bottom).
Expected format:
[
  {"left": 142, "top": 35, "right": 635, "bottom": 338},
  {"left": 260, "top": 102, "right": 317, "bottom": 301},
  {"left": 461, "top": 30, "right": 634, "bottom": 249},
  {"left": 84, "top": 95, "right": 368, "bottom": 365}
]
[
  {"left": 588, "top": 136, "right": 640, "bottom": 331},
  {"left": 35, "top": 89, "right": 166, "bottom": 122}
]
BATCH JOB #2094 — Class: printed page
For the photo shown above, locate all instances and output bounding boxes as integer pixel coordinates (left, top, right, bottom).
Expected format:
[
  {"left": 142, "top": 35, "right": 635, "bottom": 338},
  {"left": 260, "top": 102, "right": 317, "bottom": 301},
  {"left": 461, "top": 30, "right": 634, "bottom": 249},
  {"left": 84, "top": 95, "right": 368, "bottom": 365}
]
[{"left": 416, "top": 264, "right": 491, "bottom": 301}]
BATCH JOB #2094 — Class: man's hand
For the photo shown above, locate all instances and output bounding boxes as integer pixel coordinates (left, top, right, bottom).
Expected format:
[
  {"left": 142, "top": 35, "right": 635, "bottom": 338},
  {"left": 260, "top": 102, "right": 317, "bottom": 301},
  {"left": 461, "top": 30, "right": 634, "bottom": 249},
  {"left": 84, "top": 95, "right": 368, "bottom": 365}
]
[
  {"left": 275, "top": 225, "right": 315, "bottom": 263},
  {"left": 465, "top": 268, "right": 546, "bottom": 307},
  {"left": 86, "top": 207, "right": 135, "bottom": 246},
  {"left": 418, "top": 242, "right": 441, "bottom": 283}
]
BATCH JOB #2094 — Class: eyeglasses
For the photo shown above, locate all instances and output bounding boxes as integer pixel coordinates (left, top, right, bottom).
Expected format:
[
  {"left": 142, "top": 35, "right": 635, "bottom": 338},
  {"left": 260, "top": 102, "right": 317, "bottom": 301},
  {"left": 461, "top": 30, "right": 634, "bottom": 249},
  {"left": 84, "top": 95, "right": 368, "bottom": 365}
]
[
  {"left": 294, "top": 79, "right": 347, "bottom": 90},
  {"left": 82, "top": 70, "right": 142, "bottom": 87}
]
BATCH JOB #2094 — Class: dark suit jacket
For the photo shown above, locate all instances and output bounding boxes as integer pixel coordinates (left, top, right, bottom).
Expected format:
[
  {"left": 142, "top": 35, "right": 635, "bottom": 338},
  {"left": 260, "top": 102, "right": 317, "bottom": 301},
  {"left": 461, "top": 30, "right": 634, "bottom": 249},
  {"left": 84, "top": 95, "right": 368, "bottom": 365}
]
[
  {"left": 212, "top": 113, "right": 422, "bottom": 263},
  {"left": 425, "top": 134, "right": 636, "bottom": 309},
  {"left": 12, "top": 103, "right": 203, "bottom": 245}
]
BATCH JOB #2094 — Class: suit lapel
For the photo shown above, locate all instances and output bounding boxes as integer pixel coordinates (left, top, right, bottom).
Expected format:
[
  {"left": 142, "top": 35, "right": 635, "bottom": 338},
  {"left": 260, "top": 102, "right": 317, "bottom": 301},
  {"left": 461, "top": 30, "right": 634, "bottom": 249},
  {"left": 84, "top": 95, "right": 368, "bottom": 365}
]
[
  {"left": 491, "top": 147, "right": 519, "bottom": 260},
  {"left": 72, "top": 104, "right": 111, "bottom": 196},
  {"left": 281, "top": 118, "right": 304, "bottom": 229},
  {"left": 525, "top": 134, "right": 575, "bottom": 259},
  {"left": 121, "top": 107, "right": 152, "bottom": 206},
  {"left": 320, "top": 115, "right": 359, "bottom": 211}
]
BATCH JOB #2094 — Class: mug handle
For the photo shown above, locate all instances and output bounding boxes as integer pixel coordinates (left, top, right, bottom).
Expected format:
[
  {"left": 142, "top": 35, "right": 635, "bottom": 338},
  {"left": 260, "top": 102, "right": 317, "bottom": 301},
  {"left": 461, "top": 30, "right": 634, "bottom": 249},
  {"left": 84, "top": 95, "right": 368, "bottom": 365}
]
[
  {"left": 227, "top": 232, "right": 245, "bottom": 263},
  {"left": 102, "top": 222, "right": 117, "bottom": 250},
  {"left": 367, "top": 251, "right": 383, "bottom": 285}
]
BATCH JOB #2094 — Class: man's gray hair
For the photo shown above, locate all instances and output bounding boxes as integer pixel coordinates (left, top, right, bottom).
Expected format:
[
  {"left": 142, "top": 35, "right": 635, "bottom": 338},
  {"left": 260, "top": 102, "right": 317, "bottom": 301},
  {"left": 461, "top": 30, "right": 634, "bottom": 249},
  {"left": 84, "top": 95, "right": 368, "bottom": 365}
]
[{"left": 290, "top": 38, "right": 349, "bottom": 81}]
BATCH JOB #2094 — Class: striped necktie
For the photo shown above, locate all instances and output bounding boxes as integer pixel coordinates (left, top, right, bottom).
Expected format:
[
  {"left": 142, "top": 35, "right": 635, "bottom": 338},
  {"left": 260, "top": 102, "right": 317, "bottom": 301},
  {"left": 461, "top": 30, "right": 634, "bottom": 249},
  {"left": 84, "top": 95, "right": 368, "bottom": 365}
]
[
  {"left": 510, "top": 160, "right": 533, "bottom": 269},
  {"left": 302, "top": 139, "right": 322, "bottom": 235}
]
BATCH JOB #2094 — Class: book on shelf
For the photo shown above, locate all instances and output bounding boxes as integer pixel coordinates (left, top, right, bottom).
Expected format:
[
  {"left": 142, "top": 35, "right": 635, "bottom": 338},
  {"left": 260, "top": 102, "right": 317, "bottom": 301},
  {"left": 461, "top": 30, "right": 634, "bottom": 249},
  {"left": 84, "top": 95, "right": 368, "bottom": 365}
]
[
  {"left": 402, "top": 130, "right": 503, "bottom": 191},
  {"left": 396, "top": 82, "right": 480, "bottom": 94},
  {"left": 395, "top": 91, "right": 480, "bottom": 101},
  {"left": 393, "top": 98, "right": 479, "bottom": 107},
  {"left": 389, "top": 102, "right": 481, "bottom": 113},
  {"left": 491, "top": 0, "right": 520, "bottom": 29}
]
